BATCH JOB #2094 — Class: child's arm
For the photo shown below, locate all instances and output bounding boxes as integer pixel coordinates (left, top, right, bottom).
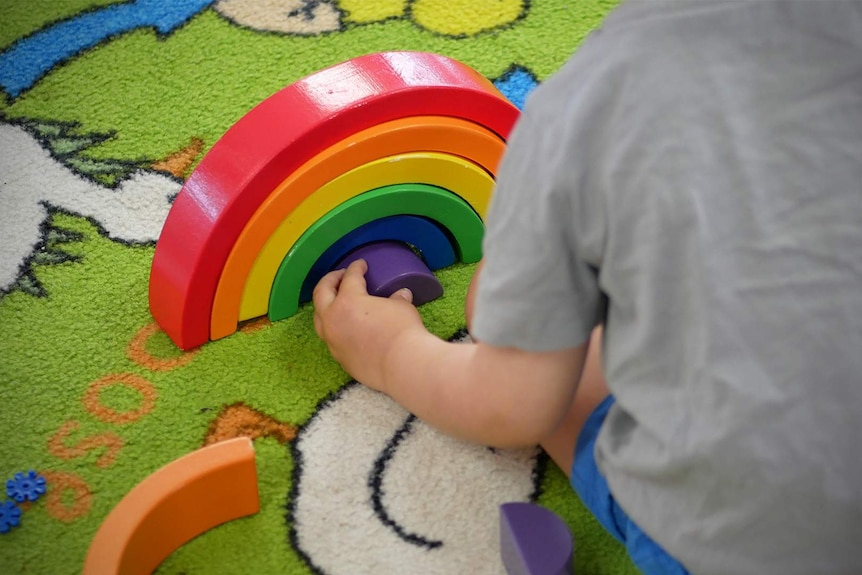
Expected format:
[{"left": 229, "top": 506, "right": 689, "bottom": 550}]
[{"left": 313, "top": 259, "right": 588, "bottom": 448}]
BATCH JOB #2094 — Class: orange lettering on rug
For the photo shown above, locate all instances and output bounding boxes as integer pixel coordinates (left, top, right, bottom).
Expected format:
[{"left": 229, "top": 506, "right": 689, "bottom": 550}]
[
  {"left": 127, "top": 322, "right": 198, "bottom": 372},
  {"left": 41, "top": 471, "right": 92, "bottom": 523},
  {"left": 40, "top": 324, "right": 190, "bottom": 524},
  {"left": 47, "top": 421, "right": 124, "bottom": 468},
  {"left": 83, "top": 373, "right": 157, "bottom": 425}
]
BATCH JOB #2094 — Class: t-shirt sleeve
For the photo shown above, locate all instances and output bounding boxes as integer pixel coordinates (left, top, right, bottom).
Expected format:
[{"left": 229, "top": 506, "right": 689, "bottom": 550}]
[{"left": 470, "top": 61, "right": 610, "bottom": 351}]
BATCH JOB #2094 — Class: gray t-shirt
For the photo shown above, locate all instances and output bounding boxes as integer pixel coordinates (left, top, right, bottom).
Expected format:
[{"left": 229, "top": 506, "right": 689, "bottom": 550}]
[{"left": 471, "top": 2, "right": 862, "bottom": 573}]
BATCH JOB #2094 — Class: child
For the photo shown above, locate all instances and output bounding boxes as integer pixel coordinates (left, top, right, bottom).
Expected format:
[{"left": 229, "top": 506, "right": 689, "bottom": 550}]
[{"left": 313, "top": 1, "right": 862, "bottom": 573}]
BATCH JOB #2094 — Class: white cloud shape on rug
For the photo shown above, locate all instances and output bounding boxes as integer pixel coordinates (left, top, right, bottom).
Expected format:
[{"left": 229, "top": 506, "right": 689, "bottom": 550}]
[
  {"left": 0, "top": 122, "right": 179, "bottom": 293},
  {"left": 291, "top": 380, "right": 539, "bottom": 575},
  {"left": 214, "top": 0, "right": 342, "bottom": 35}
]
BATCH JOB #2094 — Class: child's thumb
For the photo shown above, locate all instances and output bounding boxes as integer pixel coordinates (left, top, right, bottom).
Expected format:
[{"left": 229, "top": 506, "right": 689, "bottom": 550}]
[{"left": 390, "top": 288, "right": 413, "bottom": 304}]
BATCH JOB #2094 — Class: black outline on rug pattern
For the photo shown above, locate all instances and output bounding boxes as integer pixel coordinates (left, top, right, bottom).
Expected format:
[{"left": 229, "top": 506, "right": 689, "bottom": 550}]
[
  {"left": 285, "top": 328, "right": 547, "bottom": 574},
  {"left": 3, "top": 114, "right": 155, "bottom": 189},
  {"left": 0, "top": 203, "right": 164, "bottom": 300},
  {"left": 212, "top": 0, "right": 349, "bottom": 38},
  {"left": 0, "top": 115, "right": 181, "bottom": 299},
  {"left": 368, "top": 413, "right": 443, "bottom": 549},
  {"left": 3, "top": 203, "right": 85, "bottom": 299}
]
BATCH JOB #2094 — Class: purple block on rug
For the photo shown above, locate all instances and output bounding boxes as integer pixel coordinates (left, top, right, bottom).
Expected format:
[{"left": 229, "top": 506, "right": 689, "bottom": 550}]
[
  {"left": 500, "top": 502, "right": 574, "bottom": 575},
  {"left": 335, "top": 241, "right": 444, "bottom": 305}
]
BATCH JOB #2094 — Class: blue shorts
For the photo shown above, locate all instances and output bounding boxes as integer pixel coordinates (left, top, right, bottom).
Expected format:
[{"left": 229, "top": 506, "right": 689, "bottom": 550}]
[{"left": 571, "top": 396, "right": 690, "bottom": 575}]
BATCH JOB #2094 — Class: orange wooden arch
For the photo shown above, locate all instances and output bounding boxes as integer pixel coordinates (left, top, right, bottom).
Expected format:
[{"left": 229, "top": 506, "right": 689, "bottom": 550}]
[{"left": 82, "top": 438, "right": 258, "bottom": 575}]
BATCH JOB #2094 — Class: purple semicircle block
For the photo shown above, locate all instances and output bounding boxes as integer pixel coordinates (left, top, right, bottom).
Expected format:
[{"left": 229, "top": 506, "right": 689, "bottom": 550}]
[
  {"left": 335, "top": 241, "right": 444, "bottom": 305},
  {"left": 299, "top": 215, "right": 455, "bottom": 303},
  {"left": 500, "top": 502, "right": 574, "bottom": 575}
]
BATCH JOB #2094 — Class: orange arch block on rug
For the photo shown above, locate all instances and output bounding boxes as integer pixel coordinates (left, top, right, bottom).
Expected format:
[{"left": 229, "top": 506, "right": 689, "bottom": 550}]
[{"left": 82, "top": 438, "right": 258, "bottom": 575}]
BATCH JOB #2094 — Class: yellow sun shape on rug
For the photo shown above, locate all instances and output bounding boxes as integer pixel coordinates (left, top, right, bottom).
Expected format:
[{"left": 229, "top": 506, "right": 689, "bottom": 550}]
[{"left": 341, "top": 0, "right": 527, "bottom": 36}]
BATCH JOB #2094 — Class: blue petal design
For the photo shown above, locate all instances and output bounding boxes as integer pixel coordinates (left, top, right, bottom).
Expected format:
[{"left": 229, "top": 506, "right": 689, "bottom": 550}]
[
  {"left": 0, "top": 501, "right": 22, "bottom": 534},
  {"left": 493, "top": 65, "right": 539, "bottom": 110}
]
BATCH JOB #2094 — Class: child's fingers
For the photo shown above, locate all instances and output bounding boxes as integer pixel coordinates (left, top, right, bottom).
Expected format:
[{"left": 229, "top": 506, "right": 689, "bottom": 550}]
[
  {"left": 313, "top": 268, "right": 347, "bottom": 311},
  {"left": 338, "top": 259, "right": 369, "bottom": 296}
]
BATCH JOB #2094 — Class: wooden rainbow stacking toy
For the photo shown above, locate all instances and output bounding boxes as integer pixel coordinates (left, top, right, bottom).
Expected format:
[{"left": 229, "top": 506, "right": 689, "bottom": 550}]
[{"left": 149, "top": 51, "right": 520, "bottom": 350}]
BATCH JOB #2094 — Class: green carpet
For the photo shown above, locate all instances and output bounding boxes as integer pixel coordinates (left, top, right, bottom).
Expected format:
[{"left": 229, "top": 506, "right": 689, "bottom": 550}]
[{"left": 0, "top": 1, "right": 640, "bottom": 573}]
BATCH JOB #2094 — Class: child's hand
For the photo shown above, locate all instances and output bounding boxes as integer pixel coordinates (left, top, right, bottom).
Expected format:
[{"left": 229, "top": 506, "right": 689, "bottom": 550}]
[{"left": 313, "top": 259, "right": 425, "bottom": 392}]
